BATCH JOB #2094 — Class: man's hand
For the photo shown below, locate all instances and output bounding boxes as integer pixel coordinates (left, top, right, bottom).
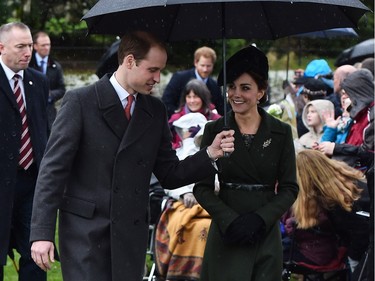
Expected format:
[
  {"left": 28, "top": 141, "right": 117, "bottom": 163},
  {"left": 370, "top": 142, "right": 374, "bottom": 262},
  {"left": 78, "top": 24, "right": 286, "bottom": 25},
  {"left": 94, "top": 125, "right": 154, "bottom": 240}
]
[
  {"left": 207, "top": 129, "right": 235, "bottom": 160},
  {"left": 31, "top": 241, "right": 55, "bottom": 271},
  {"left": 316, "top": 141, "right": 335, "bottom": 156}
]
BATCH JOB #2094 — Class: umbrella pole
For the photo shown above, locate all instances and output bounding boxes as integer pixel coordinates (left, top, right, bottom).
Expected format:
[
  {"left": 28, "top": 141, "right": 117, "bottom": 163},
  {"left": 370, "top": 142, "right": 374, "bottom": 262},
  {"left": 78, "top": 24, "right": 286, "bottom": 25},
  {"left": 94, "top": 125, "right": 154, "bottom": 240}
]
[
  {"left": 286, "top": 37, "right": 290, "bottom": 81},
  {"left": 222, "top": 36, "right": 227, "bottom": 128},
  {"left": 222, "top": 37, "right": 231, "bottom": 158},
  {"left": 221, "top": 3, "right": 230, "bottom": 157}
]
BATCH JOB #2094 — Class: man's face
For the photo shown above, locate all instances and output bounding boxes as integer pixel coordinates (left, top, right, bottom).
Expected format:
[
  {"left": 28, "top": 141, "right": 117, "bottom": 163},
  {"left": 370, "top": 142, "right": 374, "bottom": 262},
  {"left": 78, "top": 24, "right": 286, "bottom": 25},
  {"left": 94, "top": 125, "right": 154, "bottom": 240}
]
[
  {"left": 0, "top": 27, "right": 33, "bottom": 72},
  {"left": 194, "top": 56, "right": 214, "bottom": 79},
  {"left": 33, "top": 35, "right": 51, "bottom": 58},
  {"left": 125, "top": 46, "right": 167, "bottom": 95}
]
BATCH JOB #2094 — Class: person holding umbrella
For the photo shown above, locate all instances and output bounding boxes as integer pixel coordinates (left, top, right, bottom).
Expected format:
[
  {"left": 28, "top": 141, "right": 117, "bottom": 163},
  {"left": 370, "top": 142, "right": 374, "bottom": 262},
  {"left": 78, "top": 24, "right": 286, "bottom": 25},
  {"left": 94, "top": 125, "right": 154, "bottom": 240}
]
[
  {"left": 193, "top": 46, "right": 299, "bottom": 280},
  {"left": 29, "top": 30, "right": 235, "bottom": 281}
]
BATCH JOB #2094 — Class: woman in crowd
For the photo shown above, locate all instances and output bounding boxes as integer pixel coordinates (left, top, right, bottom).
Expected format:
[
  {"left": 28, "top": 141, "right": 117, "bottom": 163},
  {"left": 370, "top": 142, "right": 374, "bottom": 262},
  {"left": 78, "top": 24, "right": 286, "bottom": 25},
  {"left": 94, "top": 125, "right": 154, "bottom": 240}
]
[
  {"left": 155, "top": 113, "right": 215, "bottom": 281},
  {"left": 168, "top": 79, "right": 221, "bottom": 149},
  {"left": 193, "top": 45, "right": 299, "bottom": 280}
]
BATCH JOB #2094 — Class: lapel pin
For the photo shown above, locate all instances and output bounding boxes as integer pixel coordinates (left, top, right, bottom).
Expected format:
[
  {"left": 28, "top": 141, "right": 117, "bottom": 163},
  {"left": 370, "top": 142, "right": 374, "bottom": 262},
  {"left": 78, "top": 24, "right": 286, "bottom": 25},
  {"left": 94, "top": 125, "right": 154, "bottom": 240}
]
[
  {"left": 29, "top": 81, "right": 33, "bottom": 85},
  {"left": 263, "top": 138, "right": 272, "bottom": 149}
]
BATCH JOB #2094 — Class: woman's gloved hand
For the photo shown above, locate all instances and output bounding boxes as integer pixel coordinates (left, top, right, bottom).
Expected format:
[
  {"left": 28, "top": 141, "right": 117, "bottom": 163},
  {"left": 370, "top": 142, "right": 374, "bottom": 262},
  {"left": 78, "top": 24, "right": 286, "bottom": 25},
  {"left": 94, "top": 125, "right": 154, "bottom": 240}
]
[{"left": 222, "top": 212, "right": 265, "bottom": 245}]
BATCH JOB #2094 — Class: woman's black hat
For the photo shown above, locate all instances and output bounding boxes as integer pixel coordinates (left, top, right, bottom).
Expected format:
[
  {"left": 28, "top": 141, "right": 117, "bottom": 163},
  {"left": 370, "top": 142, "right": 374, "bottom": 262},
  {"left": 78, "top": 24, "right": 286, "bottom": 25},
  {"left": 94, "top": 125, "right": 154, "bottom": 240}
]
[{"left": 217, "top": 45, "right": 269, "bottom": 86}]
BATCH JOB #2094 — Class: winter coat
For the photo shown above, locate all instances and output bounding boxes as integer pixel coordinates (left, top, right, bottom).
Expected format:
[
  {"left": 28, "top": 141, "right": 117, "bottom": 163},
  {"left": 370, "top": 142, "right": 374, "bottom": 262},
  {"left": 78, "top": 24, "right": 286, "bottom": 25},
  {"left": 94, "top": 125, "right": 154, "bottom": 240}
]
[
  {"left": 333, "top": 69, "right": 374, "bottom": 167},
  {"left": 193, "top": 108, "right": 299, "bottom": 281},
  {"left": 0, "top": 65, "right": 49, "bottom": 265},
  {"left": 30, "top": 74, "right": 217, "bottom": 281}
]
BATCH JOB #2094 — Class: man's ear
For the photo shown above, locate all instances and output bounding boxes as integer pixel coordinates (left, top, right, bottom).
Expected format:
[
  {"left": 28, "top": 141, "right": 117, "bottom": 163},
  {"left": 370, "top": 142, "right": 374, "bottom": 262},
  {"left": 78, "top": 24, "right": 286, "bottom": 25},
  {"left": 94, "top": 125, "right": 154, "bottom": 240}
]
[{"left": 124, "top": 54, "right": 135, "bottom": 69}]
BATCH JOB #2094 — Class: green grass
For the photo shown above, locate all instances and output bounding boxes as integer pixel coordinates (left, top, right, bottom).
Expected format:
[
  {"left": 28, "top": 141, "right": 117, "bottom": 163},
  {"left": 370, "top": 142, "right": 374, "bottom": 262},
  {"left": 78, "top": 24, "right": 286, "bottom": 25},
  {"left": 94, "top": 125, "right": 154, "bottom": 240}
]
[
  {"left": 4, "top": 251, "right": 62, "bottom": 281},
  {"left": 4, "top": 251, "right": 155, "bottom": 280},
  {"left": 4, "top": 230, "right": 154, "bottom": 281}
]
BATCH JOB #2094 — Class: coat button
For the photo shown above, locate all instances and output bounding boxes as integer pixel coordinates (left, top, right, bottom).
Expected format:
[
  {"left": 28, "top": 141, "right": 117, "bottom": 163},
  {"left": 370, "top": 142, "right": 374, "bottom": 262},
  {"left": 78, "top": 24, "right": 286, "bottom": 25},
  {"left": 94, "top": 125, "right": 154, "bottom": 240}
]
[
  {"left": 112, "top": 219, "right": 117, "bottom": 224},
  {"left": 113, "top": 186, "right": 119, "bottom": 193},
  {"left": 134, "top": 219, "right": 140, "bottom": 225}
]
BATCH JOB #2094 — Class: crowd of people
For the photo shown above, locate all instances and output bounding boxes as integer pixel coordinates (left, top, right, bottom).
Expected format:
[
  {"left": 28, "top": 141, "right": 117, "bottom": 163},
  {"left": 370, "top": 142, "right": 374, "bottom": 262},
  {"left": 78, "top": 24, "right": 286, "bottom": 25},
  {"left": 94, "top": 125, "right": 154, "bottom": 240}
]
[
  {"left": 271, "top": 56, "right": 373, "bottom": 281},
  {"left": 0, "top": 20, "right": 373, "bottom": 281}
]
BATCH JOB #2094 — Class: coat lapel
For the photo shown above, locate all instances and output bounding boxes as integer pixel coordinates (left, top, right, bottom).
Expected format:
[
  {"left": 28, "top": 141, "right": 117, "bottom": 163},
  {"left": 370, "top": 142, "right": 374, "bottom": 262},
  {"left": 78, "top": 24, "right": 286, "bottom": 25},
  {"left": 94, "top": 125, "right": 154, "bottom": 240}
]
[
  {"left": 0, "top": 65, "right": 19, "bottom": 111},
  {"left": 95, "top": 75, "right": 128, "bottom": 139},
  {"left": 23, "top": 69, "right": 38, "bottom": 118},
  {"left": 94, "top": 75, "right": 156, "bottom": 151},
  {"left": 227, "top": 109, "right": 274, "bottom": 181},
  {"left": 118, "top": 94, "right": 154, "bottom": 151}
]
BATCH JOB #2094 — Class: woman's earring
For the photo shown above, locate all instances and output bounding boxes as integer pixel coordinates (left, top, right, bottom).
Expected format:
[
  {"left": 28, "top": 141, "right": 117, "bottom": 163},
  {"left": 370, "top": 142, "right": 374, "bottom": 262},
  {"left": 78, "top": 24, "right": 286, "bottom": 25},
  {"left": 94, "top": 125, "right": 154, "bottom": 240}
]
[{"left": 257, "top": 99, "right": 260, "bottom": 104}]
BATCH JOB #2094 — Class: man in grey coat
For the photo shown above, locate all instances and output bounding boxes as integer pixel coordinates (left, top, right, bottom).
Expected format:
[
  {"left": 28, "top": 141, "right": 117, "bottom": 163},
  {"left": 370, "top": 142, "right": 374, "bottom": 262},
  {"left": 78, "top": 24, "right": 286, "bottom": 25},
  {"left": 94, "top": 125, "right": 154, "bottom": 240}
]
[{"left": 30, "top": 31, "right": 234, "bottom": 281}]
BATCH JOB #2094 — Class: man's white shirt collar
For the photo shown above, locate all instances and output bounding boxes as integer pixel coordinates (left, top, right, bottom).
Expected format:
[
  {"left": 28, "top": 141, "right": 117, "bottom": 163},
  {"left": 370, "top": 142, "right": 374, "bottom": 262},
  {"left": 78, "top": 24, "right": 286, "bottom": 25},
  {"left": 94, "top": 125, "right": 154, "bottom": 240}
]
[
  {"left": 0, "top": 56, "right": 24, "bottom": 81},
  {"left": 109, "top": 72, "right": 137, "bottom": 108}
]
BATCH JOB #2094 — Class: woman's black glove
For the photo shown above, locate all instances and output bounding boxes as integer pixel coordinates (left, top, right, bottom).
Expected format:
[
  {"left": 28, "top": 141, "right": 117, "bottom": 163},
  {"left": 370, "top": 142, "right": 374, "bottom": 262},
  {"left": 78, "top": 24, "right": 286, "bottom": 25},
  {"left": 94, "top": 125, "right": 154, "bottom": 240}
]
[{"left": 222, "top": 212, "right": 266, "bottom": 245}]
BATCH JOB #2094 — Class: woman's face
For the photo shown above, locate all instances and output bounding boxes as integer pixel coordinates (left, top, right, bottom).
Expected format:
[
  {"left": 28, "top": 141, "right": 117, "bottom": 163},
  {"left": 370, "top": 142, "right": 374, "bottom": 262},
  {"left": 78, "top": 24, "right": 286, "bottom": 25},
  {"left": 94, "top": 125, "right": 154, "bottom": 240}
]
[
  {"left": 227, "top": 73, "right": 263, "bottom": 115},
  {"left": 185, "top": 90, "right": 203, "bottom": 112},
  {"left": 306, "top": 105, "right": 321, "bottom": 127}
]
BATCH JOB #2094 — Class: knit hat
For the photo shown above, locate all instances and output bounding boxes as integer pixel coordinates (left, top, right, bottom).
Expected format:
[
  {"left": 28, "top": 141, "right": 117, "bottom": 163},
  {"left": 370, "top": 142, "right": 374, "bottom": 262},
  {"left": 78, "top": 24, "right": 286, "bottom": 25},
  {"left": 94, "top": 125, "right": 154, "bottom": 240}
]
[{"left": 302, "top": 78, "right": 328, "bottom": 100}]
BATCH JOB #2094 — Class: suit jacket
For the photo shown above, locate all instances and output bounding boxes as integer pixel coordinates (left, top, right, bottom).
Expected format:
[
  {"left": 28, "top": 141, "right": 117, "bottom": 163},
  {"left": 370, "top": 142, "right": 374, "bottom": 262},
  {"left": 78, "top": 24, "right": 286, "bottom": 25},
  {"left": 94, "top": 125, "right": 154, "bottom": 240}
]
[
  {"left": 0, "top": 65, "right": 49, "bottom": 264},
  {"left": 30, "top": 74, "right": 217, "bottom": 281},
  {"left": 193, "top": 108, "right": 299, "bottom": 280},
  {"left": 161, "top": 68, "right": 224, "bottom": 117},
  {"left": 29, "top": 52, "right": 66, "bottom": 129}
]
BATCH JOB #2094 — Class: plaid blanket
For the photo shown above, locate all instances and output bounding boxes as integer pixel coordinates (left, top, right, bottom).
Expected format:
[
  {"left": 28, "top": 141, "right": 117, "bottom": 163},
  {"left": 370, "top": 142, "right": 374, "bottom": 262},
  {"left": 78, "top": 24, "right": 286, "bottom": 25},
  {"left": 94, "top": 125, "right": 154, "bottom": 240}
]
[{"left": 155, "top": 199, "right": 211, "bottom": 280}]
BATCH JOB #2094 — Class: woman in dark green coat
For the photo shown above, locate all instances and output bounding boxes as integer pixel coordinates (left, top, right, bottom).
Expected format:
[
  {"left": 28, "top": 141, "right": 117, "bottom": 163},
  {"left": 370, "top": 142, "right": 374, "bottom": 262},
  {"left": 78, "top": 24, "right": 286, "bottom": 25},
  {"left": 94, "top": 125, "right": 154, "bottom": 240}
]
[{"left": 193, "top": 46, "right": 299, "bottom": 281}]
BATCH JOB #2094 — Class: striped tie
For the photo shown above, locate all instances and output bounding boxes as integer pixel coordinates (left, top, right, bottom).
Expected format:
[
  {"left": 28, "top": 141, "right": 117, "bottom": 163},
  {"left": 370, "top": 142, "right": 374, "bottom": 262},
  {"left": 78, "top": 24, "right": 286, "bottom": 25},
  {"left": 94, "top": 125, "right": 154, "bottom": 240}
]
[{"left": 13, "top": 74, "right": 34, "bottom": 170}]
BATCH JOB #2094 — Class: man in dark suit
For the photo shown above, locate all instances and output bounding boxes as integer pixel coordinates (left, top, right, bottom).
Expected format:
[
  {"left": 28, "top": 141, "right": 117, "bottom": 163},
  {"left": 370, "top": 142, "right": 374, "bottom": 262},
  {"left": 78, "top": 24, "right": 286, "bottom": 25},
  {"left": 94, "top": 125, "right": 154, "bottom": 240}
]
[
  {"left": 0, "top": 22, "right": 49, "bottom": 281},
  {"left": 30, "top": 31, "right": 234, "bottom": 281},
  {"left": 162, "top": 46, "right": 224, "bottom": 117},
  {"left": 29, "top": 31, "right": 65, "bottom": 131}
]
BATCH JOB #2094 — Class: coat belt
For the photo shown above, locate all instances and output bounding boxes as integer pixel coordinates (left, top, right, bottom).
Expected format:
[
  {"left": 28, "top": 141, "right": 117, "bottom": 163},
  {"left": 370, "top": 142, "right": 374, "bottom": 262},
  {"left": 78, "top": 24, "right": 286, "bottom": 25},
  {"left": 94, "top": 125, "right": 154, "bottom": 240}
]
[{"left": 221, "top": 182, "right": 274, "bottom": 192}]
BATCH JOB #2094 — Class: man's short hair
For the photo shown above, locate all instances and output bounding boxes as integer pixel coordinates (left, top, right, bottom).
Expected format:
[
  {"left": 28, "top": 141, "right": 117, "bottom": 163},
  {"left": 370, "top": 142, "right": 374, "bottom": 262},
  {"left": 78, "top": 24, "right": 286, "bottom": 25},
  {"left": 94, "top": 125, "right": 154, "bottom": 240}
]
[
  {"left": 118, "top": 31, "right": 166, "bottom": 65},
  {"left": 194, "top": 46, "right": 217, "bottom": 64}
]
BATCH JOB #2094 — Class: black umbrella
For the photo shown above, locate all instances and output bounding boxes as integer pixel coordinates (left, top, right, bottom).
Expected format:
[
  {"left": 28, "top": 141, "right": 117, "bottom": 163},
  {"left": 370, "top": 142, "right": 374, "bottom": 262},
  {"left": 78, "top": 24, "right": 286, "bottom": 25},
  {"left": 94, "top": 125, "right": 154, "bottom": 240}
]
[
  {"left": 96, "top": 39, "right": 120, "bottom": 78},
  {"left": 335, "top": 38, "right": 375, "bottom": 66},
  {"left": 82, "top": 0, "right": 370, "bottom": 127},
  {"left": 285, "top": 27, "right": 359, "bottom": 79},
  {"left": 292, "top": 27, "right": 358, "bottom": 39},
  {"left": 82, "top": 0, "right": 369, "bottom": 40}
]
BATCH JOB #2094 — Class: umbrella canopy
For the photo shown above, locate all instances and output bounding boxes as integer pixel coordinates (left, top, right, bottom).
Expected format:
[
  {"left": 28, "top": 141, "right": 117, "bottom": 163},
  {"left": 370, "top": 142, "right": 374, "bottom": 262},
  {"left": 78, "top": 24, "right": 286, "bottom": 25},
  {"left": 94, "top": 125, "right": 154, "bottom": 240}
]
[
  {"left": 335, "top": 38, "right": 375, "bottom": 66},
  {"left": 83, "top": 0, "right": 370, "bottom": 127},
  {"left": 293, "top": 27, "right": 358, "bottom": 39},
  {"left": 285, "top": 27, "right": 359, "bottom": 79},
  {"left": 82, "top": 0, "right": 370, "bottom": 41},
  {"left": 96, "top": 39, "right": 120, "bottom": 78}
]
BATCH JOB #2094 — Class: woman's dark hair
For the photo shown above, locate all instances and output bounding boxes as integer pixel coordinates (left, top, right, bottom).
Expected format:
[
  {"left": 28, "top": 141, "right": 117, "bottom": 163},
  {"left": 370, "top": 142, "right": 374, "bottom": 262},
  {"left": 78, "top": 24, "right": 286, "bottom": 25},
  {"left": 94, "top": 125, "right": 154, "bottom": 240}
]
[
  {"left": 178, "top": 79, "right": 212, "bottom": 113},
  {"left": 246, "top": 71, "right": 269, "bottom": 104}
]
